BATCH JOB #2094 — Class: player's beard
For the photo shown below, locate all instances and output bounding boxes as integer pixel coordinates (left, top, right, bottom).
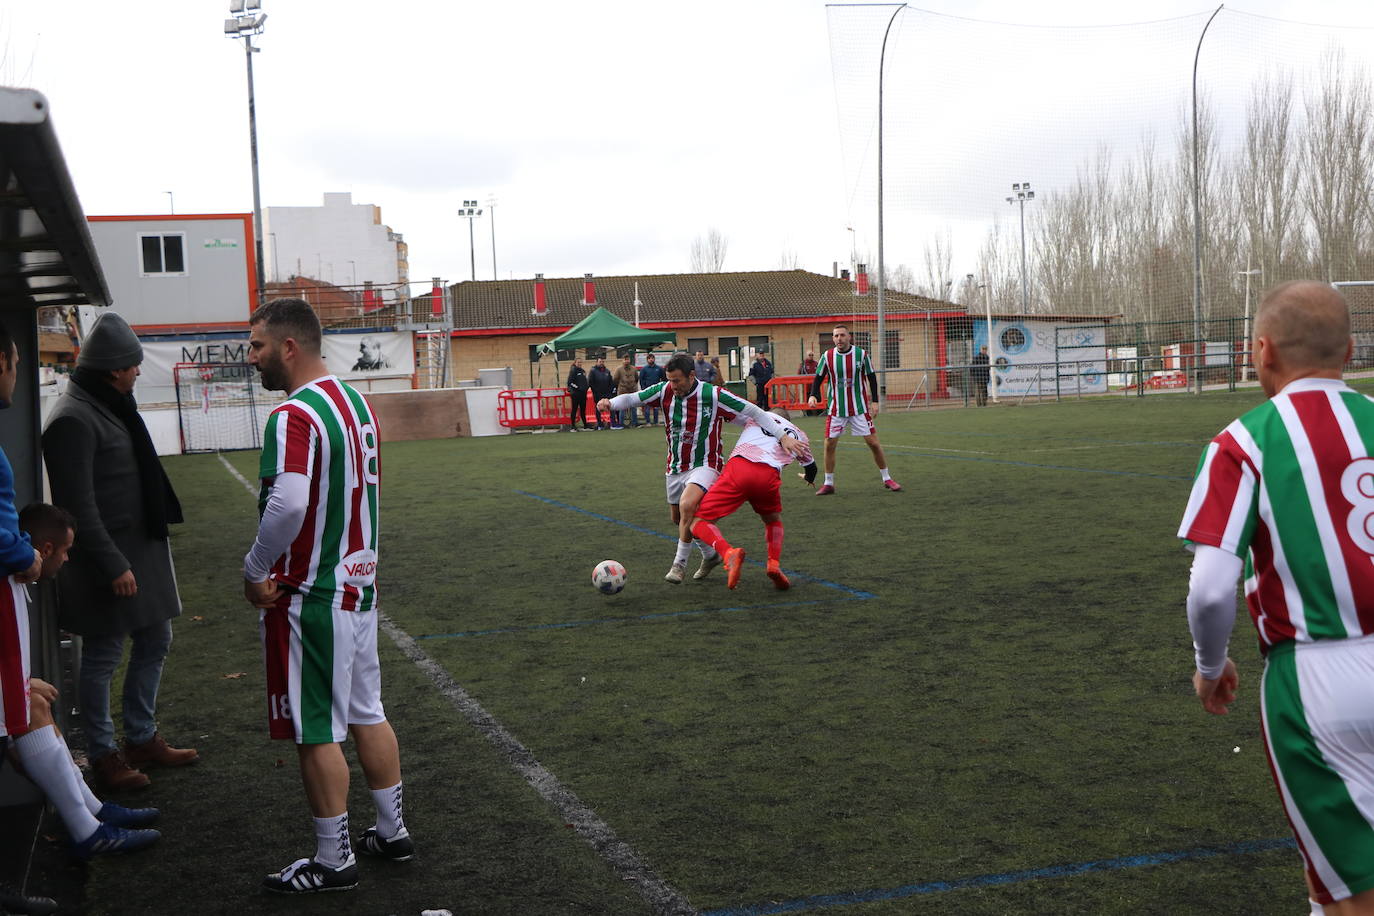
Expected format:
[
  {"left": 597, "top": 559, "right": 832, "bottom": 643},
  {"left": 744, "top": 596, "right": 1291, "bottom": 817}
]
[{"left": 256, "top": 356, "right": 287, "bottom": 392}]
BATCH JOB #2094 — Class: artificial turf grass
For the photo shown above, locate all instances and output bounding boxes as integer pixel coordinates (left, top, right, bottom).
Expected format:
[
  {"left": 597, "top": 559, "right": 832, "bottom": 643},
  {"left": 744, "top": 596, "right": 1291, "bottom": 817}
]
[{"left": 88, "top": 389, "right": 1315, "bottom": 914}]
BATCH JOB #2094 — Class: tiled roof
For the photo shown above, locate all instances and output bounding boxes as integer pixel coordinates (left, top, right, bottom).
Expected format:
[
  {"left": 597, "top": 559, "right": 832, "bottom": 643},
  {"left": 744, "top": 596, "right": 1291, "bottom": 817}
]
[{"left": 451, "top": 270, "right": 961, "bottom": 331}]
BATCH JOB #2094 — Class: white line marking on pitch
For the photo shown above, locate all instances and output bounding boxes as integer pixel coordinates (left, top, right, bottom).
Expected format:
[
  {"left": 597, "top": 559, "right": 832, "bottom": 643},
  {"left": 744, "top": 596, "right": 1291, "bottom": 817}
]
[{"left": 217, "top": 453, "right": 697, "bottom": 915}]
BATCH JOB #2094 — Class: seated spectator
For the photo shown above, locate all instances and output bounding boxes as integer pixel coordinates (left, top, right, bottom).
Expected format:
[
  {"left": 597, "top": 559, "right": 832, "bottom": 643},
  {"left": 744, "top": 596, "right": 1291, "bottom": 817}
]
[{"left": 7, "top": 504, "right": 160, "bottom": 861}]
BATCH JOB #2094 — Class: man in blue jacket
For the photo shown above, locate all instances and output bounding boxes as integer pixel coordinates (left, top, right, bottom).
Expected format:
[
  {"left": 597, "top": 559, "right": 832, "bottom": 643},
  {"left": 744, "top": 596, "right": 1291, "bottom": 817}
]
[{"left": 638, "top": 354, "right": 666, "bottom": 426}]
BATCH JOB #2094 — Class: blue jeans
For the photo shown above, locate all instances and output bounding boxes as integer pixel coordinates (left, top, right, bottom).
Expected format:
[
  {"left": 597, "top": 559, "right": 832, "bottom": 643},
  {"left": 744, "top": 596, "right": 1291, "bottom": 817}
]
[
  {"left": 79, "top": 618, "right": 173, "bottom": 758},
  {"left": 644, "top": 406, "right": 660, "bottom": 425}
]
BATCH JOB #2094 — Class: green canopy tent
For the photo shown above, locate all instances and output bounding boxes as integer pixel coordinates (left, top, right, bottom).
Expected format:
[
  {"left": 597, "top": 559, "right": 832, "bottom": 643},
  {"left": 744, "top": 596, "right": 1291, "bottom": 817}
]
[{"left": 537, "top": 306, "right": 677, "bottom": 356}]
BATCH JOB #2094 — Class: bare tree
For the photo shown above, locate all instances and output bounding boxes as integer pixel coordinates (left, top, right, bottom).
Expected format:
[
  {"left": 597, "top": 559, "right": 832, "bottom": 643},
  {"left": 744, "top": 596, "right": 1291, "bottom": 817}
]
[
  {"left": 919, "top": 229, "right": 954, "bottom": 297},
  {"left": 1302, "top": 48, "right": 1374, "bottom": 282},
  {"left": 690, "top": 228, "right": 729, "bottom": 272},
  {"left": 777, "top": 247, "right": 801, "bottom": 270}
]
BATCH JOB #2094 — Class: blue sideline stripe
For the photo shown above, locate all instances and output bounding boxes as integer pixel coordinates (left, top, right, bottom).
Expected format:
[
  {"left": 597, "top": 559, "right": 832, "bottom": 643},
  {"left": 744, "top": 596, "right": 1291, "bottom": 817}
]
[
  {"left": 416, "top": 598, "right": 841, "bottom": 640},
  {"left": 702, "top": 837, "right": 1297, "bottom": 916},
  {"left": 514, "top": 490, "right": 877, "bottom": 599},
  {"left": 838, "top": 445, "right": 1192, "bottom": 481}
]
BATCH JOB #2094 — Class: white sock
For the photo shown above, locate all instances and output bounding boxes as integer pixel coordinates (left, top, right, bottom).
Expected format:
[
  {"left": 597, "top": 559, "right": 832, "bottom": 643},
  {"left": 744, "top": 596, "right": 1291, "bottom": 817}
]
[
  {"left": 1310, "top": 901, "right": 1325, "bottom": 915},
  {"left": 695, "top": 539, "right": 717, "bottom": 559},
  {"left": 674, "top": 540, "right": 692, "bottom": 564},
  {"left": 77, "top": 760, "right": 103, "bottom": 816},
  {"left": 314, "top": 812, "right": 352, "bottom": 867},
  {"left": 14, "top": 726, "right": 101, "bottom": 842},
  {"left": 880, "top": 468, "right": 892, "bottom": 482},
  {"left": 370, "top": 782, "right": 405, "bottom": 839},
  {"left": 824, "top": 473, "right": 835, "bottom": 486}
]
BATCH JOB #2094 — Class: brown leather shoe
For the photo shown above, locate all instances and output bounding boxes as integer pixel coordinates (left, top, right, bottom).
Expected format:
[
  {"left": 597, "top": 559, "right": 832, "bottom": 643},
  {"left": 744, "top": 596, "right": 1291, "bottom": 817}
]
[
  {"left": 93, "top": 750, "right": 151, "bottom": 792},
  {"left": 123, "top": 733, "right": 200, "bottom": 769}
]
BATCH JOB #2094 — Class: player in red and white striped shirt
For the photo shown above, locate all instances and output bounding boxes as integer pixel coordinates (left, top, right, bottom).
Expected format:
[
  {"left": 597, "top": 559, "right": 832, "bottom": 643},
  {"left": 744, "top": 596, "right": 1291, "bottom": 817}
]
[
  {"left": 1179, "top": 281, "right": 1374, "bottom": 912},
  {"left": 692, "top": 408, "right": 815, "bottom": 590}
]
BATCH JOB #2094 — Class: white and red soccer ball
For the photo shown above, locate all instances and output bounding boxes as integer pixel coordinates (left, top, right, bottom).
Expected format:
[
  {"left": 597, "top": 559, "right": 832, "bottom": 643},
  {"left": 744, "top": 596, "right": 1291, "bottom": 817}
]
[{"left": 592, "top": 560, "right": 627, "bottom": 595}]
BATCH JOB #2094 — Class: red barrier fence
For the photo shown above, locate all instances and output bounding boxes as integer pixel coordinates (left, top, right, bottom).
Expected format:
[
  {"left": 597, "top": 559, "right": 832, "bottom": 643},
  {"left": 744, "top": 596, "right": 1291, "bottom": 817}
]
[
  {"left": 496, "top": 388, "right": 599, "bottom": 428},
  {"left": 765, "top": 375, "right": 826, "bottom": 411}
]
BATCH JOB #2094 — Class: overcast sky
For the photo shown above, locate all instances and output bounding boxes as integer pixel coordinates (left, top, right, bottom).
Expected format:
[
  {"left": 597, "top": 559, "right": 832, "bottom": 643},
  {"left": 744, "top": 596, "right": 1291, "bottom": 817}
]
[{"left": 3, "top": 1, "right": 1374, "bottom": 295}]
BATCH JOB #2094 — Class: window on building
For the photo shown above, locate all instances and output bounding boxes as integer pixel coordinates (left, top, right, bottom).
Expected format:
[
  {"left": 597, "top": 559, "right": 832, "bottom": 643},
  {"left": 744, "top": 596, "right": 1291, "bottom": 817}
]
[
  {"left": 555, "top": 348, "right": 575, "bottom": 361},
  {"left": 139, "top": 233, "right": 186, "bottom": 276},
  {"left": 883, "top": 330, "right": 901, "bottom": 369},
  {"left": 748, "top": 335, "right": 770, "bottom": 355},
  {"left": 687, "top": 337, "right": 708, "bottom": 356},
  {"left": 852, "top": 331, "right": 873, "bottom": 352}
]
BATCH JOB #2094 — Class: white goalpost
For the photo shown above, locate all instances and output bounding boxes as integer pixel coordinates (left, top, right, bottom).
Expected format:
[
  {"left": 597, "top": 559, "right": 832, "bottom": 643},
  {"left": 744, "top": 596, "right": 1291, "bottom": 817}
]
[{"left": 172, "top": 362, "right": 281, "bottom": 454}]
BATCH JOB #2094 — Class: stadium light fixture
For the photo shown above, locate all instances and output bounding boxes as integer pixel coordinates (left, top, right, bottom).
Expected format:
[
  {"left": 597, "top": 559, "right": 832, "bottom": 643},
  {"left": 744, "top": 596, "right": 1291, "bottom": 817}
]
[
  {"left": 459, "top": 202, "right": 484, "bottom": 282},
  {"left": 1006, "top": 180, "right": 1036, "bottom": 313},
  {"left": 224, "top": 0, "right": 267, "bottom": 302}
]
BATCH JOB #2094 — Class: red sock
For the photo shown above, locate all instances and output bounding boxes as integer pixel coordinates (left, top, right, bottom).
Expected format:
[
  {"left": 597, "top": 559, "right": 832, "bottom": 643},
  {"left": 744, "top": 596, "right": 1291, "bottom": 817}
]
[
  {"left": 691, "top": 519, "right": 731, "bottom": 555},
  {"left": 765, "top": 520, "right": 784, "bottom": 564}
]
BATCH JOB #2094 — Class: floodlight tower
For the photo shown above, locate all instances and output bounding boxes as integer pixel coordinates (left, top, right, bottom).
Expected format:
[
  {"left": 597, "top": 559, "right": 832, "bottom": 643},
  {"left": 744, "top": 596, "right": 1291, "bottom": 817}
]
[
  {"left": 223, "top": 0, "right": 268, "bottom": 300},
  {"left": 458, "top": 201, "right": 483, "bottom": 282},
  {"left": 1005, "top": 181, "right": 1035, "bottom": 314}
]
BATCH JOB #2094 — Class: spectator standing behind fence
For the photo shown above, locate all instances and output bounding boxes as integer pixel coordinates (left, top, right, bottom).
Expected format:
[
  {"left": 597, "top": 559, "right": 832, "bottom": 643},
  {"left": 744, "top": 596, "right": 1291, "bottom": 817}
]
[
  {"left": 612, "top": 354, "right": 640, "bottom": 428},
  {"left": 694, "top": 351, "right": 716, "bottom": 384},
  {"left": 971, "top": 346, "right": 991, "bottom": 407},
  {"left": 589, "top": 356, "right": 615, "bottom": 430},
  {"left": 639, "top": 354, "right": 666, "bottom": 426},
  {"left": 566, "top": 358, "right": 589, "bottom": 431},
  {"left": 748, "top": 352, "right": 774, "bottom": 410},
  {"left": 41, "top": 313, "right": 198, "bottom": 793}
]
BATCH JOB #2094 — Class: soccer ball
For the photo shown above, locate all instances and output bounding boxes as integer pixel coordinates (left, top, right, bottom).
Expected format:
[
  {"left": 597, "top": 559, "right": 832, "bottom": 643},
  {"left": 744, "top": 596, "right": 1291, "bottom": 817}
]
[{"left": 592, "top": 560, "right": 627, "bottom": 595}]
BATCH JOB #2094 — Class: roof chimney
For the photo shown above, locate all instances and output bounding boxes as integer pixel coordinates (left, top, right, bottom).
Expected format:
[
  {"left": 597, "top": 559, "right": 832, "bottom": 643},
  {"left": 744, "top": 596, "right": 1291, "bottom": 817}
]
[
  {"left": 840, "top": 268, "right": 851, "bottom": 282},
  {"left": 855, "top": 263, "right": 870, "bottom": 296},
  {"left": 582, "top": 273, "right": 596, "bottom": 307},
  {"left": 430, "top": 276, "right": 444, "bottom": 316},
  {"left": 532, "top": 273, "right": 547, "bottom": 316}
]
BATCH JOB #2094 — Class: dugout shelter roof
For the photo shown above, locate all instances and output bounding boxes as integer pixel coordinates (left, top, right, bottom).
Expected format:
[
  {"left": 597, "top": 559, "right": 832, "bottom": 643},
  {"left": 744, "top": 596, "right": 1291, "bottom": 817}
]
[{"left": 537, "top": 306, "right": 677, "bottom": 354}]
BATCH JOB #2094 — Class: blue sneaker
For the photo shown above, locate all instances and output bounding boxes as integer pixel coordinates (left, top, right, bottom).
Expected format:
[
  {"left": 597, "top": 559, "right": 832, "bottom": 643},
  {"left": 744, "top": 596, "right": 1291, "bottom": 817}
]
[
  {"left": 71, "top": 822, "right": 161, "bottom": 861},
  {"left": 97, "top": 802, "right": 160, "bottom": 828}
]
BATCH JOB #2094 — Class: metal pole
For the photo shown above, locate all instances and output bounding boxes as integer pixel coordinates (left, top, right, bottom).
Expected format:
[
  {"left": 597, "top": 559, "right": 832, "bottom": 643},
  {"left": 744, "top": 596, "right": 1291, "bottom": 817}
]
[
  {"left": 984, "top": 283, "right": 998, "bottom": 403},
  {"left": 489, "top": 202, "right": 497, "bottom": 280},
  {"left": 244, "top": 37, "right": 266, "bottom": 302},
  {"left": 468, "top": 219, "right": 476, "bottom": 282},
  {"left": 1018, "top": 198, "right": 1028, "bottom": 313},
  {"left": 875, "top": 4, "right": 905, "bottom": 407},
  {"left": 1191, "top": 5, "right": 1223, "bottom": 395}
]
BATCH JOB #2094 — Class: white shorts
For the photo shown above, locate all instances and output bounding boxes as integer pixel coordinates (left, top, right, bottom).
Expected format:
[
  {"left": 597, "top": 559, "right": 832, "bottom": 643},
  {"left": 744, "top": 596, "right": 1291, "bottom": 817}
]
[
  {"left": 1262, "top": 635, "right": 1374, "bottom": 904},
  {"left": 825, "top": 413, "right": 876, "bottom": 438},
  {"left": 665, "top": 466, "right": 719, "bottom": 505},
  {"left": 0, "top": 578, "right": 30, "bottom": 738},
  {"left": 261, "top": 591, "right": 387, "bottom": 745}
]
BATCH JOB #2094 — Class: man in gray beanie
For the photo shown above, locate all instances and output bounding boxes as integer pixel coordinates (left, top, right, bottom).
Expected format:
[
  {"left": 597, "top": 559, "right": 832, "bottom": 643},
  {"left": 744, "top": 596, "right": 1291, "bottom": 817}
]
[{"left": 42, "top": 312, "right": 198, "bottom": 792}]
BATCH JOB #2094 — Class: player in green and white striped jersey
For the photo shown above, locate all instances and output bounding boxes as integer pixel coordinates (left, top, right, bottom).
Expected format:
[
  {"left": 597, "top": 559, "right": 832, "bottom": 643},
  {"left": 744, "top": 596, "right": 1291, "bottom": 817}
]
[
  {"left": 244, "top": 299, "right": 411, "bottom": 894},
  {"left": 1179, "top": 281, "right": 1374, "bottom": 912},
  {"left": 601, "top": 353, "right": 803, "bottom": 583},
  {"left": 806, "top": 324, "right": 901, "bottom": 494}
]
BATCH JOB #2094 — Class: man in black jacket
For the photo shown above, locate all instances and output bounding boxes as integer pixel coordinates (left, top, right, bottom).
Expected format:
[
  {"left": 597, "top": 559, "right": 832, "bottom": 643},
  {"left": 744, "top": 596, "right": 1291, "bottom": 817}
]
[
  {"left": 971, "top": 346, "right": 991, "bottom": 406},
  {"left": 566, "top": 358, "right": 590, "bottom": 430},
  {"left": 588, "top": 356, "right": 616, "bottom": 430}
]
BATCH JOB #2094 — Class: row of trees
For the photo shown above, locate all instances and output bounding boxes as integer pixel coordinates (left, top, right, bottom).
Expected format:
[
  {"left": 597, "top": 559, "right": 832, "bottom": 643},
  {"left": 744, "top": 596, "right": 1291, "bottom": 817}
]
[{"left": 880, "top": 51, "right": 1374, "bottom": 332}]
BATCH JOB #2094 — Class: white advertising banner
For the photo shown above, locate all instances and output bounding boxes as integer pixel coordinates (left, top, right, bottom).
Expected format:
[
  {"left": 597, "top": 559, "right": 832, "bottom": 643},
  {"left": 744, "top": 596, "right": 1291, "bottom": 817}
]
[
  {"left": 323, "top": 331, "right": 415, "bottom": 381},
  {"left": 973, "top": 319, "right": 1108, "bottom": 397},
  {"left": 134, "top": 330, "right": 414, "bottom": 406}
]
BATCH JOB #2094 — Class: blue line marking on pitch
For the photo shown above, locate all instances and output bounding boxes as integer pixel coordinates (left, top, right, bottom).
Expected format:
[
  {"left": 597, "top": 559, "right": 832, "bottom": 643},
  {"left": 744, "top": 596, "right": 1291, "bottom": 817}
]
[
  {"left": 512, "top": 490, "right": 877, "bottom": 599},
  {"left": 701, "top": 837, "right": 1297, "bottom": 915}
]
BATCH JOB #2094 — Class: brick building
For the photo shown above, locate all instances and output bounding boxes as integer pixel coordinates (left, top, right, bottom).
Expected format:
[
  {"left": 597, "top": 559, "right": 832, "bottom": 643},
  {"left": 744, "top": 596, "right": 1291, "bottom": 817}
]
[{"left": 447, "top": 269, "right": 965, "bottom": 394}]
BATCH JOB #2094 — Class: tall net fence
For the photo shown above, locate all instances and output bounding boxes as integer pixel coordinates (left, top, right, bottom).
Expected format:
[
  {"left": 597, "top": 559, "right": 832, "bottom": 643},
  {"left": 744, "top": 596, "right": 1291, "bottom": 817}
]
[{"left": 827, "top": 7, "right": 1374, "bottom": 397}]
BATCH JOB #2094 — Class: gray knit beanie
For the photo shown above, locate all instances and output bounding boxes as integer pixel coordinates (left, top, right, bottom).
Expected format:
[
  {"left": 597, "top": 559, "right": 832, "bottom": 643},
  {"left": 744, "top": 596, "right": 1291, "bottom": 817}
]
[{"left": 77, "top": 312, "right": 143, "bottom": 370}]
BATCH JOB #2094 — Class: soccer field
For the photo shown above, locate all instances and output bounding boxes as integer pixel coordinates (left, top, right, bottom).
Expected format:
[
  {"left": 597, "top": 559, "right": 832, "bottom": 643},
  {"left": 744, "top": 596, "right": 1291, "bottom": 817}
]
[{"left": 79, "top": 386, "right": 1374, "bottom": 915}]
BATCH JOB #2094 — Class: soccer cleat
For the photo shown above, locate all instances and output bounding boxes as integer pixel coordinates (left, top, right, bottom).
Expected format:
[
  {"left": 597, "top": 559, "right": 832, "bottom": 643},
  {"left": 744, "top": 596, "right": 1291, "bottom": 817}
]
[
  {"left": 70, "top": 822, "right": 161, "bottom": 861},
  {"left": 262, "top": 856, "right": 358, "bottom": 895},
  {"left": 883, "top": 479, "right": 903, "bottom": 492},
  {"left": 0, "top": 882, "right": 58, "bottom": 916},
  {"left": 815, "top": 484, "right": 836, "bottom": 496},
  {"left": 724, "top": 547, "right": 746, "bottom": 589},
  {"left": 664, "top": 562, "right": 686, "bottom": 584},
  {"left": 693, "top": 552, "right": 723, "bottom": 580},
  {"left": 357, "top": 825, "right": 414, "bottom": 862},
  {"left": 766, "top": 562, "right": 790, "bottom": 591},
  {"left": 97, "top": 802, "right": 160, "bottom": 828}
]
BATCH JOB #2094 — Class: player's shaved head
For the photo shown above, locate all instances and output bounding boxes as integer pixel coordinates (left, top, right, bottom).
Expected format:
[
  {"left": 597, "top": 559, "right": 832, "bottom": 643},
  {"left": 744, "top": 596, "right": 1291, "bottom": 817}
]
[{"left": 1255, "top": 281, "right": 1350, "bottom": 371}]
